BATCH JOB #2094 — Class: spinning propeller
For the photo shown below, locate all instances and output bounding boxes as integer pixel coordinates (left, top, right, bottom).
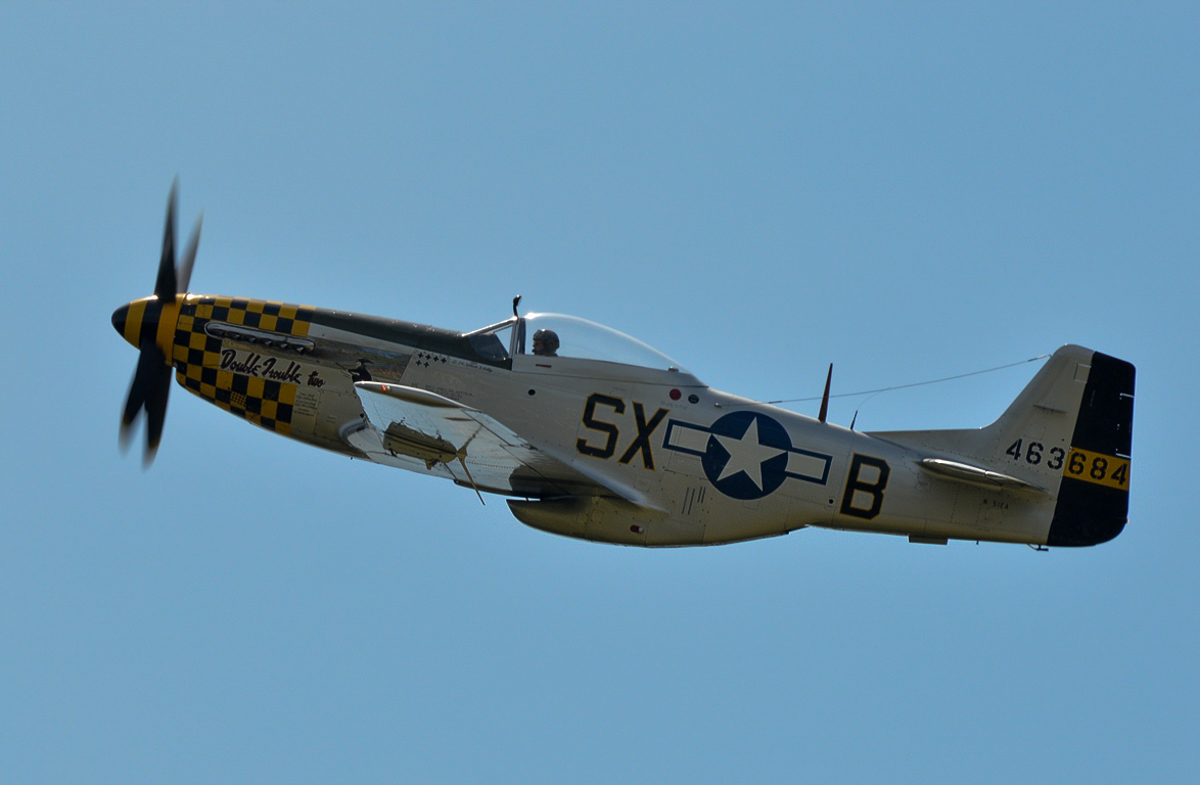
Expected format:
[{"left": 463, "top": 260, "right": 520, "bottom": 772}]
[{"left": 112, "top": 181, "right": 202, "bottom": 465}]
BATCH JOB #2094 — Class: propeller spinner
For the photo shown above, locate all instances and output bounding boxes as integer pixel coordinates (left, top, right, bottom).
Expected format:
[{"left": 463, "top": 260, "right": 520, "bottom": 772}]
[{"left": 113, "top": 181, "right": 202, "bottom": 465}]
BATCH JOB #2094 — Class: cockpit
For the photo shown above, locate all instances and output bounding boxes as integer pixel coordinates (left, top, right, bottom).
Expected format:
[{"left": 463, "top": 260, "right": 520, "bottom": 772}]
[{"left": 467, "top": 312, "right": 688, "bottom": 374}]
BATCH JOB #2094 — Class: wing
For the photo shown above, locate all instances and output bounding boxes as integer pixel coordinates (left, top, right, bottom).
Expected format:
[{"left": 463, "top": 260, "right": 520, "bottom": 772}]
[{"left": 348, "top": 382, "right": 657, "bottom": 506}]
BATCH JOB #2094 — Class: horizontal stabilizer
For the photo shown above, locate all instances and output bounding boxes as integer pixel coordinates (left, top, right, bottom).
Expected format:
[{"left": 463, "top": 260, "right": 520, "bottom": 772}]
[{"left": 918, "top": 458, "right": 1046, "bottom": 493}]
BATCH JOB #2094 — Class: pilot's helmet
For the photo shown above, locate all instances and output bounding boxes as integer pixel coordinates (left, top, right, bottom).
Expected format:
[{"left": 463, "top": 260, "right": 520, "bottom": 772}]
[{"left": 532, "top": 328, "right": 560, "bottom": 355}]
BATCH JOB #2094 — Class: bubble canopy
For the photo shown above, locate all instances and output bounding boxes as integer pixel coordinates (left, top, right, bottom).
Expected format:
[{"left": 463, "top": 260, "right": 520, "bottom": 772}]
[{"left": 468, "top": 313, "right": 688, "bottom": 373}]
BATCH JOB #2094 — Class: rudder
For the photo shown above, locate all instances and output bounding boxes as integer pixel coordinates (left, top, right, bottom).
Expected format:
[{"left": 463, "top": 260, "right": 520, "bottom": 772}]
[{"left": 1046, "top": 351, "right": 1135, "bottom": 546}]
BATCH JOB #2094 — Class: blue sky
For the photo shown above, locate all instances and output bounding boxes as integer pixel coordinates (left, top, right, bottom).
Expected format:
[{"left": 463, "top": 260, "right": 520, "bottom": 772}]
[{"left": 3, "top": 3, "right": 1197, "bottom": 782}]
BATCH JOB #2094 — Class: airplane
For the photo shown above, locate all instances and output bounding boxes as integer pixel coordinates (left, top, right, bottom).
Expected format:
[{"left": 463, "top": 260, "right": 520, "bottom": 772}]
[{"left": 113, "top": 185, "right": 1135, "bottom": 549}]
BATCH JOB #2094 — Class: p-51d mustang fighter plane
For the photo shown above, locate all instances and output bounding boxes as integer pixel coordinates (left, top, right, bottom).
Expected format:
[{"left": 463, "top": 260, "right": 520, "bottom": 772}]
[{"left": 114, "top": 186, "right": 1135, "bottom": 548}]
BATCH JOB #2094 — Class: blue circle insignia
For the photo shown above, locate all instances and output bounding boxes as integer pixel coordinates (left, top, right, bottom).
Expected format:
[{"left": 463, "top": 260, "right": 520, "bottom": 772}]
[{"left": 701, "top": 411, "right": 792, "bottom": 500}]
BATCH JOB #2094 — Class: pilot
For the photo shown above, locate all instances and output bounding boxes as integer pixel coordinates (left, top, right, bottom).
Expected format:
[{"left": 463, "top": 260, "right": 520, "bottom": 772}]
[{"left": 532, "top": 329, "right": 560, "bottom": 357}]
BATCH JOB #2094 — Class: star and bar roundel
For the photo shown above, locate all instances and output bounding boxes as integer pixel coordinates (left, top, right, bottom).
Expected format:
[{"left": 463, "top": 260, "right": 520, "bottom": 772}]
[{"left": 664, "top": 411, "right": 832, "bottom": 500}]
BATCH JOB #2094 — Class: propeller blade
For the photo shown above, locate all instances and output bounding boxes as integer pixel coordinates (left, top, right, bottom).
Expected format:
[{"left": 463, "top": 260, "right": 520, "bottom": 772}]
[
  {"left": 154, "top": 180, "right": 178, "bottom": 301},
  {"left": 119, "top": 372, "right": 139, "bottom": 453},
  {"left": 121, "top": 339, "right": 157, "bottom": 425},
  {"left": 143, "top": 359, "right": 172, "bottom": 466},
  {"left": 177, "top": 211, "right": 203, "bottom": 294},
  {"left": 118, "top": 336, "right": 173, "bottom": 465},
  {"left": 120, "top": 339, "right": 166, "bottom": 451},
  {"left": 118, "top": 181, "right": 199, "bottom": 464}
]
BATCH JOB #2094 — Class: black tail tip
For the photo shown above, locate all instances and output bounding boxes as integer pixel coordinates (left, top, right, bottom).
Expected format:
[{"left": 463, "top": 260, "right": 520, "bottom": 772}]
[{"left": 1047, "top": 350, "right": 1134, "bottom": 547}]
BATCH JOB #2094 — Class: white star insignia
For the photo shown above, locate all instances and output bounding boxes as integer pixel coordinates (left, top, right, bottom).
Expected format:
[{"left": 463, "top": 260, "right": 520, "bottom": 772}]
[{"left": 714, "top": 416, "right": 785, "bottom": 490}]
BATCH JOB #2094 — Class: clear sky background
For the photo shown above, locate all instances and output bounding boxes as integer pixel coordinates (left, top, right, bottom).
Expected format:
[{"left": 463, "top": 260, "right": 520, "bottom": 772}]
[{"left": 3, "top": 4, "right": 1197, "bottom": 783}]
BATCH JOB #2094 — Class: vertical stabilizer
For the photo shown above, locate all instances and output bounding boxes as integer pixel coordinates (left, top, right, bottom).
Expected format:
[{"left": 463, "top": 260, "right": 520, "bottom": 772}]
[{"left": 870, "top": 345, "right": 1135, "bottom": 546}]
